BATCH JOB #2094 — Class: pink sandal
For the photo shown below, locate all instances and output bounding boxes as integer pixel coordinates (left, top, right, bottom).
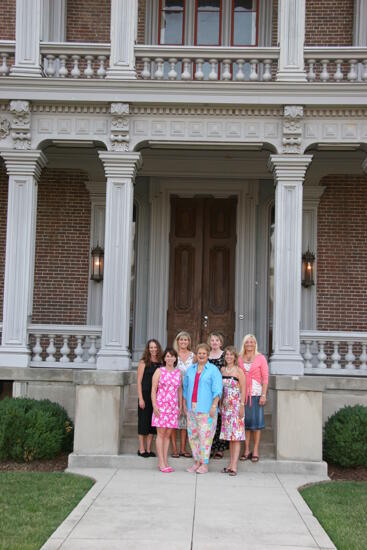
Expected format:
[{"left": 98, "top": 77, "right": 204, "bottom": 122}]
[{"left": 159, "top": 466, "right": 174, "bottom": 473}]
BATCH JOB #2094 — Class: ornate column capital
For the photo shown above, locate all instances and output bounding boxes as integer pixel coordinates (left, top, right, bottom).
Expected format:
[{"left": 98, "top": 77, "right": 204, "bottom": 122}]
[
  {"left": 1, "top": 150, "right": 47, "bottom": 179},
  {"left": 98, "top": 151, "right": 142, "bottom": 178},
  {"left": 268, "top": 154, "right": 313, "bottom": 182}
]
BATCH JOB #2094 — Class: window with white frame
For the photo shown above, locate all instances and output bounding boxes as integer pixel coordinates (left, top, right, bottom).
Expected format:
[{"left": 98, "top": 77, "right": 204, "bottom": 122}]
[{"left": 150, "top": 0, "right": 264, "bottom": 46}]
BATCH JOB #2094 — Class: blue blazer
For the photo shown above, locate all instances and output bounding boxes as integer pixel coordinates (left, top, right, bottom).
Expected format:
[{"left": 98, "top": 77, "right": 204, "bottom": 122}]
[{"left": 183, "top": 362, "right": 223, "bottom": 414}]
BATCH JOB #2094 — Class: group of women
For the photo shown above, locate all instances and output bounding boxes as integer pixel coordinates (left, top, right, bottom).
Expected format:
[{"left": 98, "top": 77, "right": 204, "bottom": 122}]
[{"left": 137, "top": 331, "right": 269, "bottom": 475}]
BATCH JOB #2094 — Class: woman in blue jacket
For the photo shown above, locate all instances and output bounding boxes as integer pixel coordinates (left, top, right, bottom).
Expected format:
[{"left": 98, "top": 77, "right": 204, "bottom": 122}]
[{"left": 183, "top": 343, "right": 223, "bottom": 474}]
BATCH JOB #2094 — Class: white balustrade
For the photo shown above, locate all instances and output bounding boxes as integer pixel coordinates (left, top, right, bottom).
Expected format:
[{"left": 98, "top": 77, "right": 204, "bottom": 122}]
[
  {"left": 28, "top": 324, "right": 101, "bottom": 368},
  {"left": 40, "top": 42, "right": 109, "bottom": 79},
  {"left": 0, "top": 41, "right": 15, "bottom": 76},
  {"left": 305, "top": 47, "right": 367, "bottom": 82},
  {"left": 300, "top": 330, "right": 367, "bottom": 375},
  {"left": 135, "top": 46, "right": 279, "bottom": 82}
]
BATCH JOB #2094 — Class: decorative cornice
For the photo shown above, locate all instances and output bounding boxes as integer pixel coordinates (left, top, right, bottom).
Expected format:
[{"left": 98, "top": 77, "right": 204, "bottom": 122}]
[
  {"left": 0, "top": 117, "right": 11, "bottom": 140},
  {"left": 130, "top": 106, "right": 283, "bottom": 117},
  {"left": 304, "top": 108, "right": 367, "bottom": 117},
  {"left": 110, "top": 103, "right": 130, "bottom": 151},
  {"left": 282, "top": 105, "right": 304, "bottom": 154},
  {"left": 9, "top": 100, "right": 31, "bottom": 150},
  {"left": 30, "top": 104, "right": 109, "bottom": 114}
]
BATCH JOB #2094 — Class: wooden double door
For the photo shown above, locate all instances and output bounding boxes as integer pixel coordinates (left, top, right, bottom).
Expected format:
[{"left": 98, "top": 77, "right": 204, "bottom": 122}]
[{"left": 167, "top": 196, "right": 237, "bottom": 348}]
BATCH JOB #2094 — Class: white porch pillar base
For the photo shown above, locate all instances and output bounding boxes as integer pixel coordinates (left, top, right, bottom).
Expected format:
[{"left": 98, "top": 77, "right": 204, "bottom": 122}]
[
  {"left": 268, "top": 154, "right": 313, "bottom": 375},
  {"left": 97, "top": 152, "right": 142, "bottom": 371},
  {"left": 276, "top": 0, "right": 307, "bottom": 82},
  {"left": 106, "top": 0, "right": 138, "bottom": 80},
  {"left": 0, "top": 150, "right": 47, "bottom": 368},
  {"left": 10, "top": 0, "right": 42, "bottom": 77}
]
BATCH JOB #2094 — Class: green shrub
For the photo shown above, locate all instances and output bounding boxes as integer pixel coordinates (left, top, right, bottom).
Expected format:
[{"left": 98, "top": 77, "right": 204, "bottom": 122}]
[
  {"left": 0, "top": 397, "right": 73, "bottom": 462},
  {"left": 323, "top": 405, "right": 367, "bottom": 467}
]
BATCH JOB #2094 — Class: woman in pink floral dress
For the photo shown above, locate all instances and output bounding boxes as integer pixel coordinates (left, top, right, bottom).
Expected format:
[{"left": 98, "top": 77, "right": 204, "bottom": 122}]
[
  {"left": 151, "top": 348, "right": 182, "bottom": 473},
  {"left": 220, "top": 346, "right": 246, "bottom": 476}
]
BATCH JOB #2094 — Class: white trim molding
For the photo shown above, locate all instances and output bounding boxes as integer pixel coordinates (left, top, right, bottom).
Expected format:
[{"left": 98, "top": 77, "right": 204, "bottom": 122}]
[
  {"left": 0, "top": 150, "right": 47, "bottom": 367},
  {"left": 268, "top": 154, "right": 313, "bottom": 375},
  {"left": 96, "top": 152, "right": 142, "bottom": 370}
]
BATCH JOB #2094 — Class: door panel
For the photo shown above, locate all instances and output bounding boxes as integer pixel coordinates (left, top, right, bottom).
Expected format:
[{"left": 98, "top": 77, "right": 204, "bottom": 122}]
[{"left": 167, "top": 196, "right": 236, "bottom": 347}]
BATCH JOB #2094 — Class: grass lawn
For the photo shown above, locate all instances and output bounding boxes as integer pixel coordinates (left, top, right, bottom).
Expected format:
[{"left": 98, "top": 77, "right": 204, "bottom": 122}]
[
  {"left": 0, "top": 472, "right": 94, "bottom": 550},
  {"left": 300, "top": 481, "right": 367, "bottom": 550}
]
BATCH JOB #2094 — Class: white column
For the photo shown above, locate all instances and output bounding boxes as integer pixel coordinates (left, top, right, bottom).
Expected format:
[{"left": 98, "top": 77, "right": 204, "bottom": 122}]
[
  {"left": 0, "top": 150, "right": 47, "bottom": 367},
  {"left": 276, "top": 0, "right": 307, "bottom": 82},
  {"left": 41, "top": 0, "right": 66, "bottom": 41},
  {"left": 354, "top": 0, "right": 367, "bottom": 45},
  {"left": 106, "top": 0, "right": 138, "bottom": 80},
  {"left": 268, "top": 155, "right": 312, "bottom": 375},
  {"left": 97, "top": 152, "right": 142, "bottom": 370},
  {"left": 10, "top": 0, "right": 42, "bottom": 77}
]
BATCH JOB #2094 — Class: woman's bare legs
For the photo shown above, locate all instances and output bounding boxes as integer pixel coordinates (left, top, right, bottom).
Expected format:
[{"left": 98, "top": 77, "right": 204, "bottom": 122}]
[
  {"left": 229, "top": 441, "right": 241, "bottom": 472},
  {"left": 252, "top": 430, "right": 261, "bottom": 459},
  {"left": 170, "top": 430, "right": 178, "bottom": 455},
  {"left": 146, "top": 433, "right": 154, "bottom": 453},
  {"left": 163, "top": 429, "right": 173, "bottom": 467},
  {"left": 138, "top": 435, "right": 146, "bottom": 454},
  {"left": 155, "top": 428, "right": 166, "bottom": 469}
]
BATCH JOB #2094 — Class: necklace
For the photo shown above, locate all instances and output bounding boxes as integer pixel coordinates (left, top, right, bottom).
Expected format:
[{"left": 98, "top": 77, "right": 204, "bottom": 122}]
[{"left": 225, "top": 365, "right": 234, "bottom": 374}]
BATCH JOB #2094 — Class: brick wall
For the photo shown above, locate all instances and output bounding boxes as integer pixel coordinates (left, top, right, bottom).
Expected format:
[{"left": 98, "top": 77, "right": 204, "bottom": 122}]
[
  {"left": 0, "top": 161, "right": 8, "bottom": 323},
  {"left": 305, "top": 0, "right": 354, "bottom": 46},
  {"left": 137, "top": 0, "right": 146, "bottom": 44},
  {"left": 66, "top": 0, "right": 110, "bottom": 43},
  {"left": 32, "top": 169, "right": 91, "bottom": 325},
  {"left": 0, "top": 0, "right": 16, "bottom": 40},
  {"left": 317, "top": 175, "right": 367, "bottom": 331}
]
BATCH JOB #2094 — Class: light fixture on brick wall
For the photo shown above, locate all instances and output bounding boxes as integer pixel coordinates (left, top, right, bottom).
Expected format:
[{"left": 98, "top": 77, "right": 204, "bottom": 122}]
[
  {"left": 301, "top": 248, "right": 315, "bottom": 288},
  {"left": 91, "top": 245, "right": 104, "bottom": 282}
]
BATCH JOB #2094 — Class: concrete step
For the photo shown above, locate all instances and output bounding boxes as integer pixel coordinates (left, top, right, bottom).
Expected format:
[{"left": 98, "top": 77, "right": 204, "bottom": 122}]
[
  {"left": 120, "top": 435, "right": 275, "bottom": 458},
  {"left": 68, "top": 453, "right": 328, "bottom": 476}
]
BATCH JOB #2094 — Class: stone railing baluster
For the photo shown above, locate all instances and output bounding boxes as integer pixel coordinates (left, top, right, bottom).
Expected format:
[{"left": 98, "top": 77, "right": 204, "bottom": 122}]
[
  {"left": 154, "top": 58, "right": 164, "bottom": 80},
  {"left": 0, "top": 53, "right": 9, "bottom": 76},
  {"left": 141, "top": 57, "right": 151, "bottom": 79},
  {"left": 46, "top": 335, "right": 56, "bottom": 362},
  {"left": 167, "top": 58, "right": 178, "bottom": 80},
  {"left": 263, "top": 59, "right": 272, "bottom": 81},
  {"left": 208, "top": 59, "right": 218, "bottom": 80},
  {"left": 97, "top": 55, "right": 107, "bottom": 78},
  {"left": 303, "top": 340, "right": 313, "bottom": 370},
  {"left": 320, "top": 59, "right": 330, "bottom": 82},
  {"left": 32, "top": 335, "right": 43, "bottom": 363},
  {"left": 331, "top": 341, "right": 341, "bottom": 369},
  {"left": 359, "top": 344, "right": 367, "bottom": 370},
  {"left": 84, "top": 55, "right": 94, "bottom": 78},
  {"left": 45, "top": 54, "right": 56, "bottom": 77},
  {"left": 249, "top": 59, "right": 259, "bottom": 81},
  {"left": 88, "top": 336, "right": 97, "bottom": 363},
  {"left": 60, "top": 335, "right": 70, "bottom": 363},
  {"left": 58, "top": 54, "right": 68, "bottom": 77},
  {"left": 181, "top": 58, "right": 192, "bottom": 80},
  {"left": 345, "top": 342, "right": 356, "bottom": 369},
  {"left": 235, "top": 59, "right": 245, "bottom": 81},
  {"left": 362, "top": 59, "right": 367, "bottom": 81},
  {"left": 317, "top": 341, "right": 327, "bottom": 369},
  {"left": 333, "top": 59, "right": 343, "bottom": 81},
  {"left": 222, "top": 59, "right": 231, "bottom": 81},
  {"left": 347, "top": 59, "right": 358, "bottom": 81},
  {"left": 74, "top": 335, "right": 84, "bottom": 363},
  {"left": 194, "top": 58, "right": 204, "bottom": 80},
  {"left": 71, "top": 55, "right": 81, "bottom": 78},
  {"left": 306, "top": 59, "right": 316, "bottom": 81}
]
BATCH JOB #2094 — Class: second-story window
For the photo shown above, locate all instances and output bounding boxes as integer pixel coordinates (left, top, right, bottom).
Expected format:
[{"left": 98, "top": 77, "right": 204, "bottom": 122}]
[
  {"left": 159, "top": 0, "right": 185, "bottom": 44},
  {"left": 232, "top": 0, "right": 258, "bottom": 46},
  {"left": 195, "top": 0, "right": 222, "bottom": 45}
]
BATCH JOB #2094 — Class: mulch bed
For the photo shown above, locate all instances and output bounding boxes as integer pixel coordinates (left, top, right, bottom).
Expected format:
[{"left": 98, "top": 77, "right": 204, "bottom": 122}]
[
  {"left": 0, "top": 453, "right": 68, "bottom": 472},
  {"left": 328, "top": 464, "right": 367, "bottom": 482}
]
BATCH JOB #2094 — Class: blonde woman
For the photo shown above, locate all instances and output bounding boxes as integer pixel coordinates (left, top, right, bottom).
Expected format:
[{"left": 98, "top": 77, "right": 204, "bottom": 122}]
[
  {"left": 238, "top": 334, "right": 269, "bottom": 463},
  {"left": 183, "top": 343, "right": 223, "bottom": 474},
  {"left": 170, "top": 331, "right": 196, "bottom": 458},
  {"left": 220, "top": 346, "right": 246, "bottom": 476}
]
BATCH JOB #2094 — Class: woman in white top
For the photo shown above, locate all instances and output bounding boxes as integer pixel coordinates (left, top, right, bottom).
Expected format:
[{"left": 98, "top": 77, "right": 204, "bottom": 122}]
[{"left": 170, "top": 331, "right": 196, "bottom": 458}]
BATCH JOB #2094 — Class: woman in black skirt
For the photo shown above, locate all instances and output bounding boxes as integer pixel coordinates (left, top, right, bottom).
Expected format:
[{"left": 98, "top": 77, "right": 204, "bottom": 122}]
[{"left": 137, "top": 339, "right": 163, "bottom": 457}]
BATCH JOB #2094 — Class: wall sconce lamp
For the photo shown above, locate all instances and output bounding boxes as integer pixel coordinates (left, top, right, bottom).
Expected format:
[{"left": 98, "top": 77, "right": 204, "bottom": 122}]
[
  {"left": 302, "top": 248, "right": 315, "bottom": 288},
  {"left": 91, "top": 245, "right": 104, "bottom": 282}
]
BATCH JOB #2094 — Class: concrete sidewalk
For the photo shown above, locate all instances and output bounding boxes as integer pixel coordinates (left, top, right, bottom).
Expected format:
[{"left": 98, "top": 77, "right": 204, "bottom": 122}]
[{"left": 42, "top": 466, "right": 335, "bottom": 550}]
